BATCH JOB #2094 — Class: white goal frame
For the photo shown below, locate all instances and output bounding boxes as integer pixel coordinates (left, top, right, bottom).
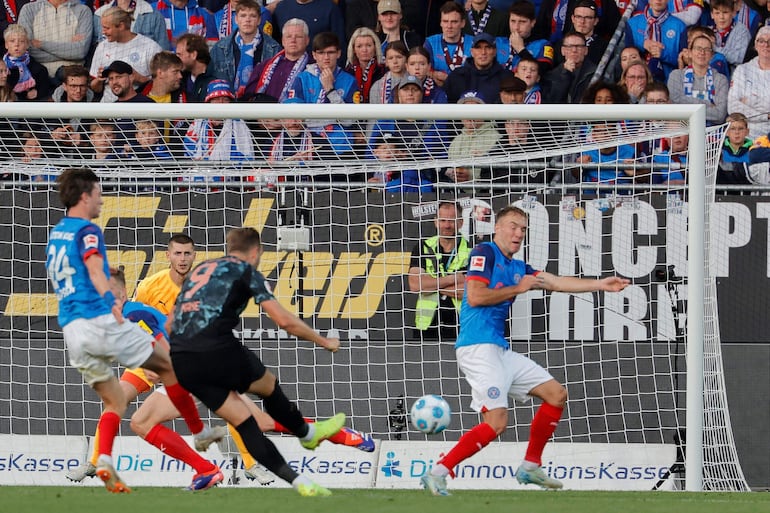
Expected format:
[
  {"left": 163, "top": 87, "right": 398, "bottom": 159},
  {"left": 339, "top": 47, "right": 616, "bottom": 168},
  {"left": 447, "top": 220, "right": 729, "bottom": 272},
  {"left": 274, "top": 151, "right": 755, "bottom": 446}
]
[{"left": 0, "top": 101, "right": 709, "bottom": 491}]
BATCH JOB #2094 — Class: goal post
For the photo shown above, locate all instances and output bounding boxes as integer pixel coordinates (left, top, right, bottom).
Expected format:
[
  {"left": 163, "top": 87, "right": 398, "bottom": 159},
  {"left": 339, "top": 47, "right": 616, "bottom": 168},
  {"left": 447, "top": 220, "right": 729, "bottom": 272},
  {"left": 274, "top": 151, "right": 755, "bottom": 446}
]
[{"left": 0, "top": 101, "right": 747, "bottom": 492}]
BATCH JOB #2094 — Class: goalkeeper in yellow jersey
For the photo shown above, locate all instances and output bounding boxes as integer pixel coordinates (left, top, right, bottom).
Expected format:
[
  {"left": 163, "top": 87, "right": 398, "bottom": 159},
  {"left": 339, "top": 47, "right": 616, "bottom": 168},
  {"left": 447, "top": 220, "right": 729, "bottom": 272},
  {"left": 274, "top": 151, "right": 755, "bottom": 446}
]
[{"left": 66, "top": 233, "right": 375, "bottom": 485}]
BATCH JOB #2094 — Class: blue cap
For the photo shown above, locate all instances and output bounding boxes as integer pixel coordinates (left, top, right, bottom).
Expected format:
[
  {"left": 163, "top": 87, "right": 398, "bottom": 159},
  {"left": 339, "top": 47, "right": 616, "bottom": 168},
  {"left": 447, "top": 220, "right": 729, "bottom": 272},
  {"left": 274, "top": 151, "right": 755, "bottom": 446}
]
[
  {"left": 397, "top": 74, "right": 423, "bottom": 90},
  {"left": 204, "top": 79, "right": 235, "bottom": 102},
  {"left": 472, "top": 33, "right": 496, "bottom": 47},
  {"left": 457, "top": 90, "right": 485, "bottom": 104}
]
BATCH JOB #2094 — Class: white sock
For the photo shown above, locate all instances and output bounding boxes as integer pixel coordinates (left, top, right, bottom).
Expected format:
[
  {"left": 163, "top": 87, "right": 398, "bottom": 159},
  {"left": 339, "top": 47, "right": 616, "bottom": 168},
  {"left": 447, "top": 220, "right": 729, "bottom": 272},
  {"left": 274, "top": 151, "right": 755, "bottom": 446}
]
[
  {"left": 431, "top": 463, "right": 450, "bottom": 477},
  {"left": 292, "top": 474, "right": 313, "bottom": 489},
  {"left": 521, "top": 460, "right": 539, "bottom": 471},
  {"left": 96, "top": 454, "right": 113, "bottom": 466}
]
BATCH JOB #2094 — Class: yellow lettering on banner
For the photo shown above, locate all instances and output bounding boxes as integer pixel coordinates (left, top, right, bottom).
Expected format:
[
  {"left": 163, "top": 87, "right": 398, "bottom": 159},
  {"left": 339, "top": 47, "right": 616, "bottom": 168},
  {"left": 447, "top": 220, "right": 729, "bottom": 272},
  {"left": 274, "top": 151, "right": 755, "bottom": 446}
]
[
  {"left": 5, "top": 293, "right": 57, "bottom": 316},
  {"left": 319, "top": 252, "right": 371, "bottom": 318},
  {"left": 242, "top": 251, "right": 286, "bottom": 317},
  {"left": 163, "top": 215, "right": 189, "bottom": 233},
  {"left": 340, "top": 252, "right": 410, "bottom": 318},
  {"left": 305, "top": 253, "right": 334, "bottom": 317},
  {"left": 242, "top": 198, "right": 275, "bottom": 232},
  {"left": 96, "top": 197, "right": 161, "bottom": 230}
]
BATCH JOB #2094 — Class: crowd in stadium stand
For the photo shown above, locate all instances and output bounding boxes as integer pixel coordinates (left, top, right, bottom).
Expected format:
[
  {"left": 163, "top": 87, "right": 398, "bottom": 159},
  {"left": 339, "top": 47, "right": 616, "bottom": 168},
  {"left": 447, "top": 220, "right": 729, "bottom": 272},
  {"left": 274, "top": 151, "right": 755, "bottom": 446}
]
[{"left": 0, "top": 0, "right": 770, "bottom": 187}]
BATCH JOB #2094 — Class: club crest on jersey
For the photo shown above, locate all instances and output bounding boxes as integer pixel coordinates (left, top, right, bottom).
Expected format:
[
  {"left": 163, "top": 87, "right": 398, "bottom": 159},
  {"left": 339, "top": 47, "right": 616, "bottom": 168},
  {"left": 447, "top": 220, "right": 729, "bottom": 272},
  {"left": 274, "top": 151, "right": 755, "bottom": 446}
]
[
  {"left": 470, "top": 255, "right": 486, "bottom": 271},
  {"left": 83, "top": 234, "right": 99, "bottom": 249},
  {"left": 487, "top": 386, "right": 501, "bottom": 399}
]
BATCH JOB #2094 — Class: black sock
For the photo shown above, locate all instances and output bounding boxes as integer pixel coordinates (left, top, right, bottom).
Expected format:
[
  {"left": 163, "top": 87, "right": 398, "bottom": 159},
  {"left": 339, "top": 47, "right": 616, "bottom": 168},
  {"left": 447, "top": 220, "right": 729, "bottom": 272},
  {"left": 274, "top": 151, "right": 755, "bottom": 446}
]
[
  {"left": 262, "top": 382, "right": 308, "bottom": 438},
  {"left": 235, "top": 416, "right": 298, "bottom": 484}
]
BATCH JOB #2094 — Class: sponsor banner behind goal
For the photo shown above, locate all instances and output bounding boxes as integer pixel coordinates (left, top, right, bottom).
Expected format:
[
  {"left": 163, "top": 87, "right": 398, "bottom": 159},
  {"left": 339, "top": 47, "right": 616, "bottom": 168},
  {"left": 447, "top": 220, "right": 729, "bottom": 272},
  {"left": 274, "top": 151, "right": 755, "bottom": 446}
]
[{"left": 0, "top": 435, "right": 674, "bottom": 490}]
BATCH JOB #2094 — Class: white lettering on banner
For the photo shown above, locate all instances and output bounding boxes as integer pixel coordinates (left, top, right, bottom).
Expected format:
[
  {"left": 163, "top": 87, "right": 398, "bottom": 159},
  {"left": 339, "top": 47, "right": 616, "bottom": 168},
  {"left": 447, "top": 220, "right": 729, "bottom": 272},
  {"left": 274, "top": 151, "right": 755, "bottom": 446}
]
[
  {"left": 612, "top": 202, "right": 658, "bottom": 278},
  {"left": 375, "top": 441, "right": 676, "bottom": 491},
  {"left": 753, "top": 203, "right": 770, "bottom": 278},
  {"left": 712, "top": 203, "right": 752, "bottom": 277},
  {"left": 559, "top": 201, "right": 603, "bottom": 276}
]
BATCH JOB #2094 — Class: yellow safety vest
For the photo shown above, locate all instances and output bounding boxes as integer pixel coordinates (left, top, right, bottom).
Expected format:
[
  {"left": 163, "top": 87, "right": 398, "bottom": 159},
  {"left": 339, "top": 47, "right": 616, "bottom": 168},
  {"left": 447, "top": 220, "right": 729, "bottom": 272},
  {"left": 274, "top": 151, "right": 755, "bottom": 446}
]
[{"left": 415, "top": 236, "right": 471, "bottom": 330}]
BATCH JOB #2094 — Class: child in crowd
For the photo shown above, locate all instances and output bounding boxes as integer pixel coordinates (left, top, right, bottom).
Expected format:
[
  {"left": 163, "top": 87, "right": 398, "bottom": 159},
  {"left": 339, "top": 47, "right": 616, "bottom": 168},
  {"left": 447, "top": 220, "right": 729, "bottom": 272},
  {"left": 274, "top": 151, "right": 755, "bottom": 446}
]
[
  {"left": 3, "top": 24, "right": 51, "bottom": 101},
  {"left": 514, "top": 56, "right": 542, "bottom": 104},
  {"left": 717, "top": 112, "right": 752, "bottom": 185},
  {"left": 133, "top": 120, "right": 173, "bottom": 160},
  {"left": 89, "top": 120, "right": 129, "bottom": 160},
  {"left": 370, "top": 41, "right": 408, "bottom": 104},
  {"left": 369, "top": 134, "right": 433, "bottom": 193},
  {"left": 706, "top": 0, "right": 751, "bottom": 72},
  {"left": 651, "top": 131, "right": 688, "bottom": 184},
  {"left": 576, "top": 122, "right": 636, "bottom": 183},
  {"left": 406, "top": 46, "right": 447, "bottom": 104}
]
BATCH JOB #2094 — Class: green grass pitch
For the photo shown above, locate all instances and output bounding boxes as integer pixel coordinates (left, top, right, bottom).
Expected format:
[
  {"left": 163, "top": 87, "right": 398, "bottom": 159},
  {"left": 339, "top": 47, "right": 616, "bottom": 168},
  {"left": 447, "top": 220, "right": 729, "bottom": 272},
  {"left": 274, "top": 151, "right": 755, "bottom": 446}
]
[{"left": 2, "top": 487, "right": 769, "bottom": 513}]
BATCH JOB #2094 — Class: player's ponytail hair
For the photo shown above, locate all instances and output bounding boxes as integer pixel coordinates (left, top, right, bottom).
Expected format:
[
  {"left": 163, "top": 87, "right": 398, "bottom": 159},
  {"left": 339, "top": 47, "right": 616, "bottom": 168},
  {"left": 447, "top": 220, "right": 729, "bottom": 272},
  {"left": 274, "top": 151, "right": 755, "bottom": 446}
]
[{"left": 226, "top": 227, "right": 262, "bottom": 254}]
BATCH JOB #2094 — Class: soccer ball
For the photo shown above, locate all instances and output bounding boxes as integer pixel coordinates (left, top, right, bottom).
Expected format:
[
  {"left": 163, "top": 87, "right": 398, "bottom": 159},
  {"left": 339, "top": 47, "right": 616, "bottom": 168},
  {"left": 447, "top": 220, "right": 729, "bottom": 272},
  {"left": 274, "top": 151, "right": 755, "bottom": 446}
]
[{"left": 410, "top": 394, "right": 451, "bottom": 434}]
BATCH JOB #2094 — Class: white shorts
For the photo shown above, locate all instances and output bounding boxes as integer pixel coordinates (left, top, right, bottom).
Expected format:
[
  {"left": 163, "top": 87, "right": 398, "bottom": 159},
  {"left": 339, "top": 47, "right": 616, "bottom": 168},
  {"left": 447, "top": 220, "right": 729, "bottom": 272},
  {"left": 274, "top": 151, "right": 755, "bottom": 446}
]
[
  {"left": 63, "top": 313, "right": 155, "bottom": 386},
  {"left": 456, "top": 343, "right": 554, "bottom": 412}
]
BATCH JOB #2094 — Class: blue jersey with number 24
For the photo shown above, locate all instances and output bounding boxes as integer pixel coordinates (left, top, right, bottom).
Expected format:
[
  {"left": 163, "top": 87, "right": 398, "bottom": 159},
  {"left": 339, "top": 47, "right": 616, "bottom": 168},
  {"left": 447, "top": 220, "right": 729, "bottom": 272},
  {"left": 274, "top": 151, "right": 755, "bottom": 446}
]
[{"left": 46, "top": 217, "right": 111, "bottom": 328}]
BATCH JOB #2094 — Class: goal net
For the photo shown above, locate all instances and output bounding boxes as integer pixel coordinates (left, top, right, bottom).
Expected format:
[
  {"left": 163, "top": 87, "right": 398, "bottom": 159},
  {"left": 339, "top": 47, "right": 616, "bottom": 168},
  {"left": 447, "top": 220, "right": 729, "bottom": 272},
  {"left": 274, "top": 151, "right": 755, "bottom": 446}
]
[{"left": 0, "top": 102, "right": 748, "bottom": 491}]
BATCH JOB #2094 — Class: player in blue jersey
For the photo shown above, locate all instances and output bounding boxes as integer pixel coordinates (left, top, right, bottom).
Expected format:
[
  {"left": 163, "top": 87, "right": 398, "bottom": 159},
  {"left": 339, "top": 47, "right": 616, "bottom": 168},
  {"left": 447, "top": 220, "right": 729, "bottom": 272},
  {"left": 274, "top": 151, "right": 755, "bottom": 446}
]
[
  {"left": 420, "top": 206, "right": 629, "bottom": 496},
  {"left": 45, "top": 168, "right": 217, "bottom": 493},
  {"left": 166, "top": 227, "right": 347, "bottom": 497}
]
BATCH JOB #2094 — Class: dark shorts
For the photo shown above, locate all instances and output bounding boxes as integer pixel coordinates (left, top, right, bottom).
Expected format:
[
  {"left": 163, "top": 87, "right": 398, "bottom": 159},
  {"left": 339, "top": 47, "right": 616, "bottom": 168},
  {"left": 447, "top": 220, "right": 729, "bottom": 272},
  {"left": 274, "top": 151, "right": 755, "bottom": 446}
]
[{"left": 170, "top": 343, "right": 266, "bottom": 412}]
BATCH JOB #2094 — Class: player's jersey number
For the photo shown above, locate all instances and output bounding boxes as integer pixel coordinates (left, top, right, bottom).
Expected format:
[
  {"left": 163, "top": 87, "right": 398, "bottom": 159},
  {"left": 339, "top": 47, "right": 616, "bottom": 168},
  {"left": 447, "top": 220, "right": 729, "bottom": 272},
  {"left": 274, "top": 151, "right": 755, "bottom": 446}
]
[
  {"left": 47, "top": 245, "right": 76, "bottom": 300},
  {"left": 184, "top": 262, "right": 217, "bottom": 299}
]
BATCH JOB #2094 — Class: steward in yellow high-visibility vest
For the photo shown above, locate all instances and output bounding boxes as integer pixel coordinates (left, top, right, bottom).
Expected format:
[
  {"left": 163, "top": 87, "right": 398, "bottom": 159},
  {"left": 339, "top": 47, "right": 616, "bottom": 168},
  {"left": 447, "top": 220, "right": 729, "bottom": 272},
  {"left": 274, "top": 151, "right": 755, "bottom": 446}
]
[{"left": 408, "top": 201, "right": 471, "bottom": 340}]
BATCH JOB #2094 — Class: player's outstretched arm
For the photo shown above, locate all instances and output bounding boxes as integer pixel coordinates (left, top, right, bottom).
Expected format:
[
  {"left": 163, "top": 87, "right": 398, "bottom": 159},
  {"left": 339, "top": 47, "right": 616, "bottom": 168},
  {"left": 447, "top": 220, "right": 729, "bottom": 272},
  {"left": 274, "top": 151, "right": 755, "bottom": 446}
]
[
  {"left": 465, "top": 274, "right": 542, "bottom": 307},
  {"left": 259, "top": 299, "right": 340, "bottom": 352},
  {"left": 85, "top": 254, "right": 123, "bottom": 323},
  {"left": 539, "top": 272, "right": 630, "bottom": 293}
]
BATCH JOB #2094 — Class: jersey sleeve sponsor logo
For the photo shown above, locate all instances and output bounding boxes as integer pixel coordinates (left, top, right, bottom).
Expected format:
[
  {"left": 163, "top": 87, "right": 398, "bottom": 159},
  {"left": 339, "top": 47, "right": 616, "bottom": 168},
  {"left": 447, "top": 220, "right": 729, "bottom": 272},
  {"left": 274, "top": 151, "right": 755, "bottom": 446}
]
[
  {"left": 83, "top": 234, "right": 99, "bottom": 249},
  {"left": 470, "top": 255, "right": 486, "bottom": 271}
]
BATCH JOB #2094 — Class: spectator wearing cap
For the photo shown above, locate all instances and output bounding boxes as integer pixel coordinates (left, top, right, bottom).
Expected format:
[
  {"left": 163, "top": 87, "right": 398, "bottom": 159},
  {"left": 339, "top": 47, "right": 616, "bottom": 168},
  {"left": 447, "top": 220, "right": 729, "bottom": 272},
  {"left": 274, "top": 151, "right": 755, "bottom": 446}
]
[
  {"left": 543, "top": 30, "right": 596, "bottom": 103},
  {"left": 209, "top": 0, "right": 281, "bottom": 98},
  {"left": 17, "top": 0, "right": 92, "bottom": 78},
  {"left": 423, "top": 1, "right": 474, "bottom": 87},
  {"left": 443, "top": 91, "right": 501, "bottom": 183},
  {"left": 243, "top": 18, "right": 310, "bottom": 102},
  {"left": 376, "top": 0, "right": 423, "bottom": 54},
  {"left": 102, "top": 59, "right": 153, "bottom": 155},
  {"left": 496, "top": 1, "right": 554, "bottom": 76},
  {"left": 498, "top": 72, "right": 527, "bottom": 103},
  {"left": 464, "top": 0, "right": 509, "bottom": 38},
  {"left": 444, "top": 32, "right": 507, "bottom": 104},
  {"left": 90, "top": 7, "right": 163, "bottom": 102},
  {"left": 103, "top": 60, "right": 153, "bottom": 103},
  {"left": 183, "top": 79, "right": 254, "bottom": 161},
  {"left": 368, "top": 73, "right": 448, "bottom": 161},
  {"left": 534, "top": 0, "right": 618, "bottom": 45},
  {"left": 291, "top": 31, "right": 360, "bottom": 155},
  {"left": 551, "top": 0, "right": 608, "bottom": 66}
]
